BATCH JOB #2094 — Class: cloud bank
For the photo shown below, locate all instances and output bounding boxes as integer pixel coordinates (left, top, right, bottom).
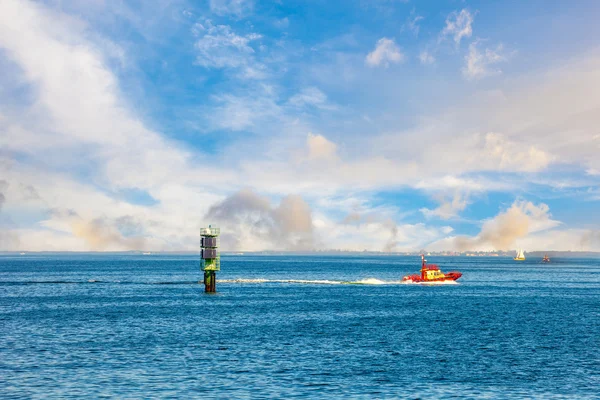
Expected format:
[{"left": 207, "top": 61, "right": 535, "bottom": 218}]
[
  {"left": 0, "top": 0, "right": 599, "bottom": 252},
  {"left": 431, "top": 201, "right": 561, "bottom": 251}
]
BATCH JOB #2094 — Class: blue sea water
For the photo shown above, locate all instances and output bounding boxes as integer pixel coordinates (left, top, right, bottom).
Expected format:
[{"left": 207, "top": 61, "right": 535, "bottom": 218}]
[{"left": 1, "top": 254, "right": 599, "bottom": 399}]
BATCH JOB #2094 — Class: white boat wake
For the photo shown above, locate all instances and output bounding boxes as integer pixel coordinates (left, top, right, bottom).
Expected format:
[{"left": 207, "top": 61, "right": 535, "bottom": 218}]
[{"left": 219, "top": 278, "right": 458, "bottom": 285}]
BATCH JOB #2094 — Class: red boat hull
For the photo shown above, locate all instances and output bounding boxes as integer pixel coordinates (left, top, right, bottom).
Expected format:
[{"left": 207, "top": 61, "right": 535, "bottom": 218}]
[
  {"left": 402, "top": 271, "right": 462, "bottom": 283},
  {"left": 402, "top": 255, "right": 463, "bottom": 282}
]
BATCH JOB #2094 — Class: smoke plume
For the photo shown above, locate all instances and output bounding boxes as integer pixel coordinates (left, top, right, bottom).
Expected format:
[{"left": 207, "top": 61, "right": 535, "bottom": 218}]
[
  {"left": 383, "top": 219, "right": 399, "bottom": 252},
  {"left": 452, "top": 201, "right": 558, "bottom": 251},
  {"left": 205, "top": 189, "right": 314, "bottom": 251},
  {"left": 46, "top": 209, "right": 148, "bottom": 251},
  {"left": 580, "top": 230, "right": 600, "bottom": 249},
  {"left": 71, "top": 217, "right": 147, "bottom": 251}
]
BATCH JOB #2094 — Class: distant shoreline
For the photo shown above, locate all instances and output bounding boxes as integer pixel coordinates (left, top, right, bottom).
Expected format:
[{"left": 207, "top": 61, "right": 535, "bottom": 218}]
[{"left": 2, "top": 251, "right": 599, "bottom": 258}]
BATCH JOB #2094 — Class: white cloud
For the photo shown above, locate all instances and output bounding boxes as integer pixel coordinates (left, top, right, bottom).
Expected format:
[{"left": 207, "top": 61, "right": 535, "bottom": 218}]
[
  {"left": 207, "top": 90, "right": 283, "bottom": 131},
  {"left": 209, "top": 0, "right": 254, "bottom": 17},
  {"left": 463, "top": 40, "right": 507, "bottom": 80},
  {"left": 481, "top": 132, "right": 551, "bottom": 171},
  {"left": 274, "top": 17, "right": 289, "bottom": 29},
  {"left": 441, "top": 226, "right": 454, "bottom": 235},
  {"left": 421, "top": 190, "right": 470, "bottom": 220},
  {"left": 403, "top": 12, "right": 424, "bottom": 36},
  {"left": 365, "top": 38, "right": 404, "bottom": 68},
  {"left": 415, "top": 176, "right": 487, "bottom": 192},
  {"left": 306, "top": 133, "right": 338, "bottom": 162},
  {"left": 317, "top": 210, "right": 448, "bottom": 252},
  {"left": 288, "top": 87, "right": 336, "bottom": 110},
  {"left": 0, "top": 0, "right": 235, "bottom": 251},
  {"left": 372, "top": 130, "right": 552, "bottom": 182},
  {"left": 472, "top": 56, "right": 600, "bottom": 174},
  {"left": 206, "top": 85, "right": 336, "bottom": 134},
  {"left": 419, "top": 50, "right": 435, "bottom": 65},
  {"left": 193, "top": 20, "right": 265, "bottom": 78},
  {"left": 442, "top": 9, "right": 474, "bottom": 45}
]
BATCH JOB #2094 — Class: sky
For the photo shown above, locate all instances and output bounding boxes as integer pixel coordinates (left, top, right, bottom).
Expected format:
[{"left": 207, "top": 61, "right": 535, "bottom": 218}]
[{"left": 1, "top": 0, "right": 600, "bottom": 252}]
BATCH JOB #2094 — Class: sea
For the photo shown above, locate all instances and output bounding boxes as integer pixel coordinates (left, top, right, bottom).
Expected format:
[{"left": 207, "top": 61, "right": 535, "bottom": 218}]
[{"left": 1, "top": 254, "right": 599, "bottom": 399}]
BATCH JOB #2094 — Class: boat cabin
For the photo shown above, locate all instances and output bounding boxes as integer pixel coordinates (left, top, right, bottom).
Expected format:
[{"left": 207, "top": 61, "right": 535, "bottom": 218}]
[{"left": 422, "top": 267, "right": 445, "bottom": 280}]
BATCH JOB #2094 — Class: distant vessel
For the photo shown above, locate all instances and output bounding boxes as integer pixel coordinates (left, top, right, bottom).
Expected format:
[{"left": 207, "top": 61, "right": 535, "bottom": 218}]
[
  {"left": 402, "top": 255, "right": 462, "bottom": 283},
  {"left": 542, "top": 254, "right": 550, "bottom": 263},
  {"left": 514, "top": 249, "right": 526, "bottom": 261}
]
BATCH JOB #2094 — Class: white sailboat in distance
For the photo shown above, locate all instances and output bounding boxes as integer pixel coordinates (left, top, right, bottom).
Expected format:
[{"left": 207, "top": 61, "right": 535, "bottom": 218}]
[{"left": 514, "top": 249, "right": 526, "bottom": 261}]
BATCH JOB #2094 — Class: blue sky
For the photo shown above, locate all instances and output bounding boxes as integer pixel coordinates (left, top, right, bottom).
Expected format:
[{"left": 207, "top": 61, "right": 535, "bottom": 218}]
[{"left": 1, "top": 0, "right": 599, "bottom": 252}]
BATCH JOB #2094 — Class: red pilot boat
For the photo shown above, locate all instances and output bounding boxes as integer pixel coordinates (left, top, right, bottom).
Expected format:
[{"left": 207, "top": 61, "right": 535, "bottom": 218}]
[{"left": 402, "top": 255, "right": 462, "bottom": 283}]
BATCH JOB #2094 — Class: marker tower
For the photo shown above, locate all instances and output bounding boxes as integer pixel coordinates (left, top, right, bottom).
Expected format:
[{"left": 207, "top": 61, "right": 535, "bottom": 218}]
[{"left": 200, "top": 225, "right": 220, "bottom": 293}]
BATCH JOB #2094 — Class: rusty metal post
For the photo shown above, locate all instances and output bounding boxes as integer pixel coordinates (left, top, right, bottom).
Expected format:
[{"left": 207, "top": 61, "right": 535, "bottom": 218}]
[{"left": 204, "top": 270, "right": 216, "bottom": 293}]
